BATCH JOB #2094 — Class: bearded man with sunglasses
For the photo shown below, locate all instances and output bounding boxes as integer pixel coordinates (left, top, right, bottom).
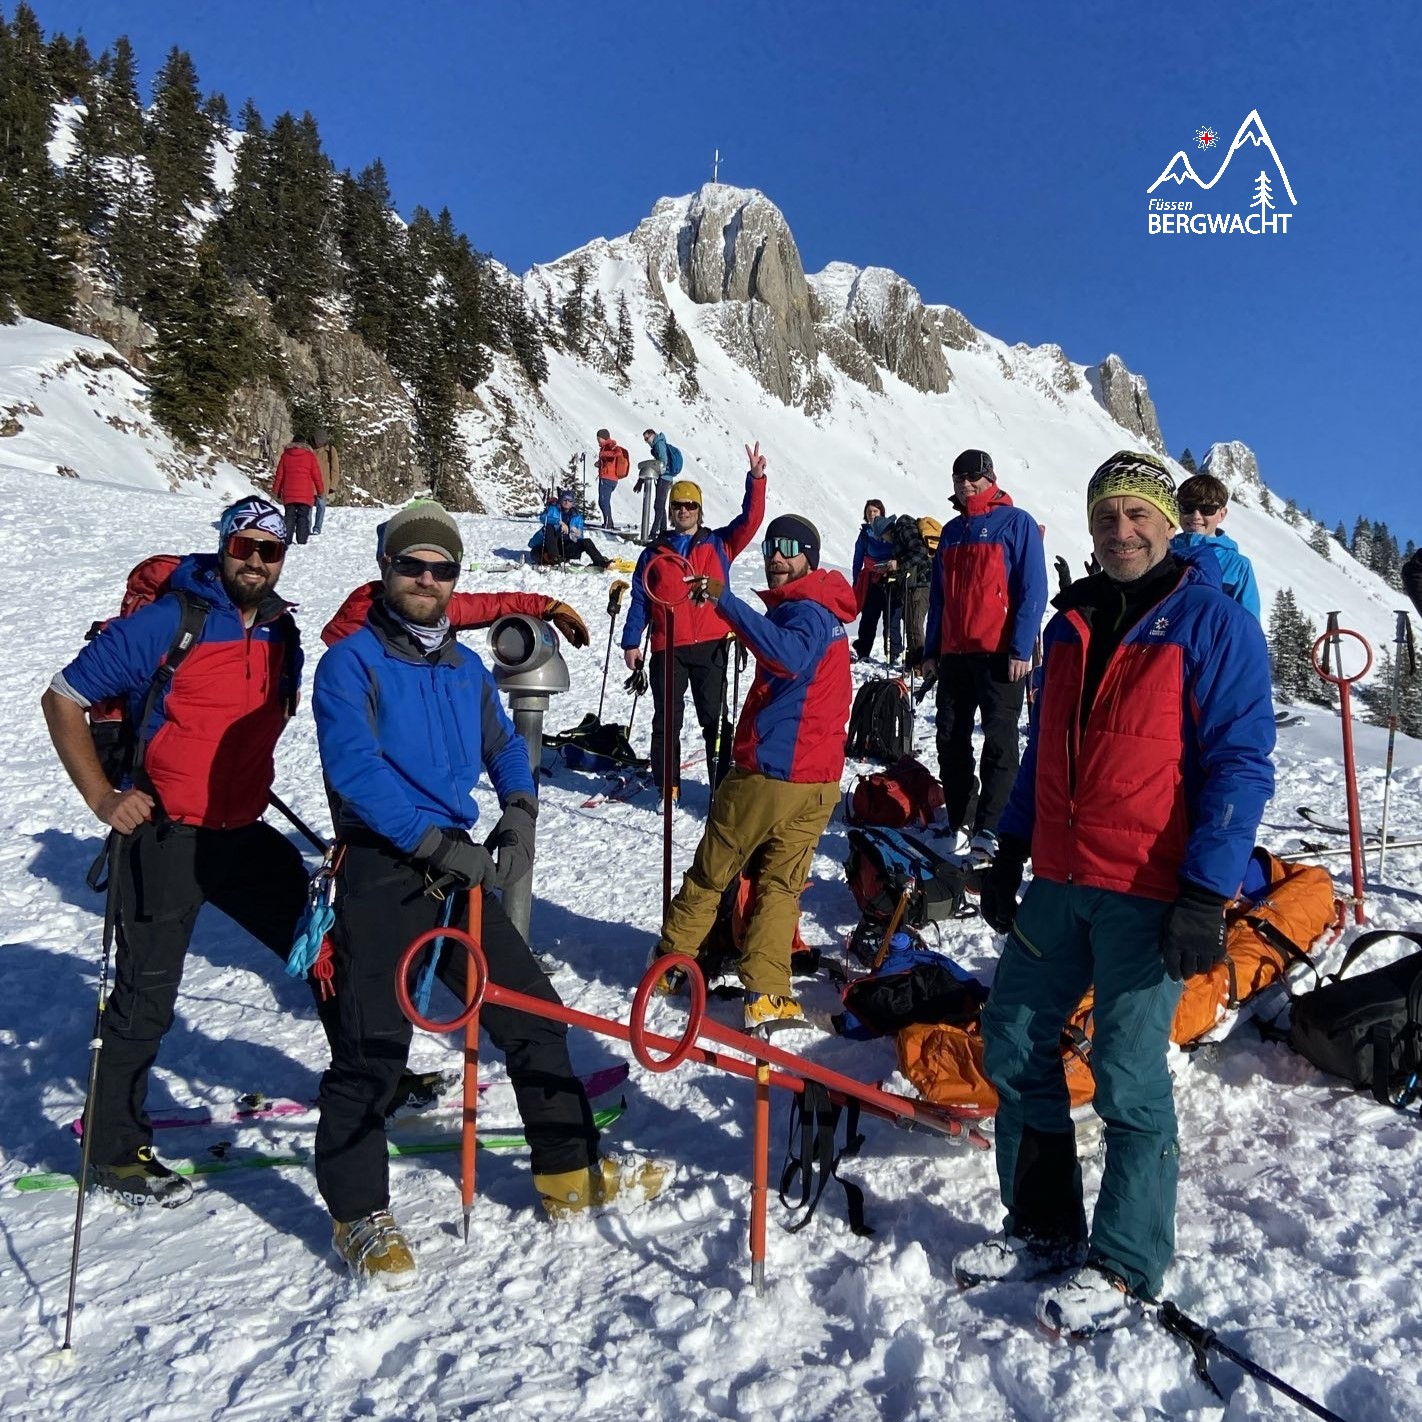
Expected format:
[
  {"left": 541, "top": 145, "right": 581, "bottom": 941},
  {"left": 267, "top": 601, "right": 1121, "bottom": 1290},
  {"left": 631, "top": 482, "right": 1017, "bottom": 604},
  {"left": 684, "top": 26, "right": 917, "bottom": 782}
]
[
  {"left": 621, "top": 443, "right": 767, "bottom": 802},
  {"left": 41, "top": 496, "right": 332, "bottom": 1207},
  {"left": 312, "top": 501, "right": 662, "bottom": 1286},
  {"left": 649, "top": 515, "right": 856, "bottom": 1032}
]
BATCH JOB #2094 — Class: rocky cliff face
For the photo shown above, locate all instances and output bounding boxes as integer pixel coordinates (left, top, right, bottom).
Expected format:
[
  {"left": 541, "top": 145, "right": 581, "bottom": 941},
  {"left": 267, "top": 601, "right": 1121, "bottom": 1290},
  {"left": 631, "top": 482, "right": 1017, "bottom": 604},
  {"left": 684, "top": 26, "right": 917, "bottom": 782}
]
[
  {"left": 1090, "top": 354, "right": 1166, "bottom": 455},
  {"left": 1201, "top": 440, "right": 1264, "bottom": 504}
]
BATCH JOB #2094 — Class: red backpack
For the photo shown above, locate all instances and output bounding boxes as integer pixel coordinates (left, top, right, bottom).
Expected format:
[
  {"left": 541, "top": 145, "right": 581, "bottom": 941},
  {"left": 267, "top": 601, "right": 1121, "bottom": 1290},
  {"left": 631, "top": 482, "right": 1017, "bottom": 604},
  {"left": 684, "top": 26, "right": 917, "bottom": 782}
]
[
  {"left": 613, "top": 444, "right": 631, "bottom": 480},
  {"left": 846, "top": 755, "right": 944, "bottom": 829}
]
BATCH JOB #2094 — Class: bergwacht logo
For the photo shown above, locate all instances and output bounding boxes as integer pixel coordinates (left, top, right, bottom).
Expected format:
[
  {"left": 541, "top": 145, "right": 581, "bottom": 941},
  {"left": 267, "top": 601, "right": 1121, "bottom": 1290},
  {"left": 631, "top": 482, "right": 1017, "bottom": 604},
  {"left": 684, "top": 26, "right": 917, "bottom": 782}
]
[{"left": 1145, "top": 110, "right": 1296, "bottom": 236}]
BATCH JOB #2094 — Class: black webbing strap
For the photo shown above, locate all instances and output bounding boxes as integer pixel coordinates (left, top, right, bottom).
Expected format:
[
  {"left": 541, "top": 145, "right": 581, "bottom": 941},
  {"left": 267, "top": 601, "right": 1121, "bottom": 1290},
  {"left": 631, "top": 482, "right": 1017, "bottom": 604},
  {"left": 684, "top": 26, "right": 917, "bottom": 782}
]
[{"left": 778, "top": 1081, "right": 873, "bottom": 1237}]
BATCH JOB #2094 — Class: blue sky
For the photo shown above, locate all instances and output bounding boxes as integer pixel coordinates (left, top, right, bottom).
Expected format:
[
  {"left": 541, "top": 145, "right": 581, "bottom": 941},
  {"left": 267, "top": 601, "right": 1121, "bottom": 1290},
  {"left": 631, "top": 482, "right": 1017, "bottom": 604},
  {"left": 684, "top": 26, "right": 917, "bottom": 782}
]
[{"left": 40, "top": 0, "right": 1422, "bottom": 538}]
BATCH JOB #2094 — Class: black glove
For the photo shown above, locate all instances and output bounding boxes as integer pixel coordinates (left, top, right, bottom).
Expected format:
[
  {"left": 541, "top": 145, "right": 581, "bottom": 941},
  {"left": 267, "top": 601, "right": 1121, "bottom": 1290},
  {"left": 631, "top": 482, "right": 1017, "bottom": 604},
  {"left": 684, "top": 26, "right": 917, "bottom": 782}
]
[
  {"left": 1054, "top": 555, "right": 1073, "bottom": 595},
  {"left": 979, "top": 834, "right": 1030, "bottom": 933},
  {"left": 419, "top": 830, "right": 498, "bottom": 892},
  {"left": 734, "top": 639, "right": 749, "bottom": 674},
  {"left": 905, "top": 646, "right": 925, "bottom": 670},
  {"left": 624, "top": 662, "right": 648, "bottom": 695},
  {"left": 1159, "top": 881, "right": 1228, "bottom": 981},
  {"left": 484, "top": 792, "right": 538, "bottom": 889}
]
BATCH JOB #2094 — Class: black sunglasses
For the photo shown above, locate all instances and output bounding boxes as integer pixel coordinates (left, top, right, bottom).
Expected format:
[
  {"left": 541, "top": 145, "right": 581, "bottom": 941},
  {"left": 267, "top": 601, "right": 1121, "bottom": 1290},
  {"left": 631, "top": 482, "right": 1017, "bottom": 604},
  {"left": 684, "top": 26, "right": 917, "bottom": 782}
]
[
  {"left": 389, "top": 553, "right": 460, "bottom": 582},
  {"left": 670, "top": 500, "right": 700, "bottom": 512},
  {"left": 226, "top": 534, "right": 286, "bottom": 564},
  {"left": 1180, "top": 502, "right": 1222, "bottom": 517}
]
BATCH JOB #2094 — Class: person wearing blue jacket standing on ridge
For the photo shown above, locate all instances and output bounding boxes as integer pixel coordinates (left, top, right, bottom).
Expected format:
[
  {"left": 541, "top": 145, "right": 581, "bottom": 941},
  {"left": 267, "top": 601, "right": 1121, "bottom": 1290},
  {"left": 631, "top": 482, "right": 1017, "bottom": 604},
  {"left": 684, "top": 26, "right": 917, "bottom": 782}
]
[
  {"left": 1167, "top": 471, "right": 1261, "bottom": 618},
  {"left": 643, "top": 429, "right": 684, "bottom": 536},
  {"left": 954, "top": 451, "right": 1275, "bottom": 1338}
]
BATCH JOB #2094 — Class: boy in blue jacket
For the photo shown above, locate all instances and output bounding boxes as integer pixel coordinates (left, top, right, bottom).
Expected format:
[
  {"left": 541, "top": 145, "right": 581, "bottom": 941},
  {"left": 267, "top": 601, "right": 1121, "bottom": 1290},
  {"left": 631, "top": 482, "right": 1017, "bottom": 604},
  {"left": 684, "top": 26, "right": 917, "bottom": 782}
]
[{"left": 1168, "top": 472, "right": 1260, "bottom": 619}]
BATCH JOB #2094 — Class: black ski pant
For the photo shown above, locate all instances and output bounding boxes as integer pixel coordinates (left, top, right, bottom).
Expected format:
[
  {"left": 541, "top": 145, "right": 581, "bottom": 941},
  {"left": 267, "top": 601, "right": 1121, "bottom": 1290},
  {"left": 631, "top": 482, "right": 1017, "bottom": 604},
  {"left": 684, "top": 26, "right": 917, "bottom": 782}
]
[
  {"left": 284, "top": 502, "right": 312, "bottom": 545},
  {"left": 652, "top": 480, "right": 671, "bottom": 536},
  {"left": 649, "top": 638, "right": 733, "bottom": 795},
  {"left": 934, "top": 652, "right": 1027, "bottom": 836},
  {"left": 314, "top": 843, "right": 598, "bottom": 1223},
  {"left": 853, "top": 581, "right": 903, "bottom": 660},
  {"left": 901, "top": 581, "right": 929, "bottom": 661},
  {"left": 92, "top": 819, "right": 336, "bottom": 1167},
  {"left": 541, "top": 530, "right": 609, "bottom": 568}
]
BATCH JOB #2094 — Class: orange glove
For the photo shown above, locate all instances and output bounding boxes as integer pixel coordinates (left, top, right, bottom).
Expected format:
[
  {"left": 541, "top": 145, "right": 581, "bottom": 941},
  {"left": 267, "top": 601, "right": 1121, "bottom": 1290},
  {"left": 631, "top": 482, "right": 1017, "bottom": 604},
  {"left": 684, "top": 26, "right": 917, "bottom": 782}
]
[{"left": 542, "top": 599, "right": 590, "bottom": 648}]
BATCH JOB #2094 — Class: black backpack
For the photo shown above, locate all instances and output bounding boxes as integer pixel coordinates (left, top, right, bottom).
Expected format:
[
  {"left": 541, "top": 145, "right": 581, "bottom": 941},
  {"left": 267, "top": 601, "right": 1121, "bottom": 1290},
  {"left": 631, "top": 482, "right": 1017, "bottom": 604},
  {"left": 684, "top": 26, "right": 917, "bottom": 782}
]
[
  {"left": 1289, "top": 930, "right": 1422, "bottom": 1105},
  {"left": 845, "top": 678, "right": 912, "bottom": 761}
]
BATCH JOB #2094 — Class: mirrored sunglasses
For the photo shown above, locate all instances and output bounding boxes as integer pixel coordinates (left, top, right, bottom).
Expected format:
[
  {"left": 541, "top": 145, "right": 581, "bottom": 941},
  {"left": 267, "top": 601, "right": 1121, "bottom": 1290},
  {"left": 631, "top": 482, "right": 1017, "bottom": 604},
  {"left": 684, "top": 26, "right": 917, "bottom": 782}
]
[
  {"left": 225, "top": 534, "right": 286, "bottom": 564},
  {"left": 762, "top": 536, "right": 805, "bottom": 559},
  {"left": 389, "top": 553, "right": 460, "bottom": 582}
]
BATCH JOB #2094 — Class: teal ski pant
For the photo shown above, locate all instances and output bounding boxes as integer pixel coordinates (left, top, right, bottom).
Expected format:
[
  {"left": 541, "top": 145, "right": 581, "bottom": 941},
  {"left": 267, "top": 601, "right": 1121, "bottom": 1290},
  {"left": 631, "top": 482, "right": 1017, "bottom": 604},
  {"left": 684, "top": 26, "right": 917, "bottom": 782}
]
[{"left": 981, "top": 877, "right": 1183, "bottom": 1297}]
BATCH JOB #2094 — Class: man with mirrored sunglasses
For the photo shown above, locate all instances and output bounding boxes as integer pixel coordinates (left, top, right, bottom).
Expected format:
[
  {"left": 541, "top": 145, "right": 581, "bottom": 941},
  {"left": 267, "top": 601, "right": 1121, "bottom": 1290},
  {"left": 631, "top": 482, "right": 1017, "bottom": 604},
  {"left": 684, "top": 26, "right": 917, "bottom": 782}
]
[{"left": 40, "top": 496, "right": 338, "bottom": 1207}]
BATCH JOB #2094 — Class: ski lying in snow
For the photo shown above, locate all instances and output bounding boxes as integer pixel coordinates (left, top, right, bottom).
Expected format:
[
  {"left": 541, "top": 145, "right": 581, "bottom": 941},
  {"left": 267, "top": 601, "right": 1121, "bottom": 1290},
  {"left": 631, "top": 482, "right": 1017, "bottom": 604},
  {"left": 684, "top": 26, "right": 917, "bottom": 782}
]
[
  {"left": 1274, "top": 710, "right": 1307, "bottom": 727},
  {"left": 1296, "top": 807, "right": 1385, "bottom": 841},
  {"left": 21, "top": 1104, "right": 628, "bottom": 1193},
  {"left": 579, "top": 752, "right": 708, "bottom": 808},
  {"left": 67, "top": 1063, "right": 630, "bottom": 1137}
]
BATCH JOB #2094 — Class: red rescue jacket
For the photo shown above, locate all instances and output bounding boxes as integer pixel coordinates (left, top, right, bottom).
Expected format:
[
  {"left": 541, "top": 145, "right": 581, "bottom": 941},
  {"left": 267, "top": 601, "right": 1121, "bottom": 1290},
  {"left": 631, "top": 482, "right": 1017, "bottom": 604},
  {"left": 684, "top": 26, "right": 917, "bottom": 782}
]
[
  {"left": 322, "top": 583, "right": 558, "bottom": 646},
  {"left": 273, "top": 445, "right": 325, "bottom": 505}
]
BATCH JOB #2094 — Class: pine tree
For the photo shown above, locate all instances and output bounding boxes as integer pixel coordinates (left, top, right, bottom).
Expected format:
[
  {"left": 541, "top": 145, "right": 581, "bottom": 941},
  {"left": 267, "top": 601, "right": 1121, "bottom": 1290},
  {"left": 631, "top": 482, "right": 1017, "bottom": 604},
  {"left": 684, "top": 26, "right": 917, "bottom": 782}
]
[
  {"left": 1282, "top": 498, "right": 1300, "bottom": 528},
  {"left": 561, "top": 261, "right": 588, "bottom": 352},
  {"left": 261, "top": 111, "right": 335, "bottom": 337},
  {"left": 338, "top": 159, "right": 410, "bottom": 360},
  {"left": 0, "top": 4, "right": 74, "bottom": 323},
  {"left": 1259, "top": 488, "right": 1274, "bottom": 515},
  {"left": 1333, "top": 520, "right": 1348, "bottom": 547},
  {"left": 1350, "top": 515, "right": 1372, "bottom": 566},
  {"left": 1308, "top": 524, "right": 1332, "bottom": 560},
  {"left": 47, "top": 30, "right": 97, "bottom": 105},
  {"left": 1268, "top": 587, "right": 1334, "bottom": 707},
  {"left": 614, "top": 291, "right": 634, "bottom": 377},
  {"left": 203, "top": 91, "right": 231, "bottom": 130},
  {"left": 147, "top": 238, "right": 258, "bottom": 445},
  {"left": 146, "top": 47, "right": 215, "bottom": 230},
  {"left": 1363, "top": 645, "right": 1422, "bottom": 740},
  {"left": 1179, "top": 448, "right": 1197, "bottom": 473},
  {"left": 213, "top": 99, "right": 274, "bottom": 287},
  {"left": 661, "top": 308, "right": 696, "bottom": 368},
  {"left": 103, "top": 36, "right": 145, "bottom": 157}
]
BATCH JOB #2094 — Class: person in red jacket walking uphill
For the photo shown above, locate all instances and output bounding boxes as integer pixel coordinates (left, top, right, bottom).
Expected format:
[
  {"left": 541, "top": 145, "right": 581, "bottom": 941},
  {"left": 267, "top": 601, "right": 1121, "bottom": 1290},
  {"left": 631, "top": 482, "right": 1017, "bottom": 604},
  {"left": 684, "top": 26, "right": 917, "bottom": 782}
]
[
  {"left": 920, "top": 450, "right": 1047, "bottom": 864},
  {"left": 273, "top": 435, "right": 325, "bottom": 545},
  {"left": 650, "top": 514, "right": 855, "bottom": 1031},
  {"left": 622, "top": 442, "right": 767, "bottom": 802},
  {"left": 39, "top": 498, "right": 338, "bottom": 1206},
  {"left": 953, "top": 451, "right": 1275, "bottom": 1337}
]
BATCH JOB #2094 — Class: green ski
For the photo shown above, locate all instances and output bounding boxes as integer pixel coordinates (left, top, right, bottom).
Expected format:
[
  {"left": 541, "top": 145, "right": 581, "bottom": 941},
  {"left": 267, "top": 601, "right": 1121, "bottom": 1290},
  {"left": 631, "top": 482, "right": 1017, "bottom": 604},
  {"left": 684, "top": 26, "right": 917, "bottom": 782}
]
[{"left": 13, "top": 1102, "right": 627, "bottom": 1193}]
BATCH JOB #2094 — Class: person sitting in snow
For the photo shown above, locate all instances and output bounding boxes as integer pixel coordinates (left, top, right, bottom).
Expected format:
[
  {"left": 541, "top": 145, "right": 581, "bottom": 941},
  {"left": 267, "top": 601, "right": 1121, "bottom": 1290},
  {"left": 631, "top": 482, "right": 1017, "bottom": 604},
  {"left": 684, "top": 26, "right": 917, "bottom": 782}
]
[
  {"left": 312, "top": 501, "right": 665, "bottom": 1288},
  {"left": 1168, "top": 472, "right": 1260, "bottom": 619},
  {"left": 529, "top": 489, "right": 611, "bottom": 568},
  {"left": 647, "top": 513, "right": 855, "bottom": 1032},
  {"left": 953, "top": 451, "right": 1274, "bottom": 1337}
]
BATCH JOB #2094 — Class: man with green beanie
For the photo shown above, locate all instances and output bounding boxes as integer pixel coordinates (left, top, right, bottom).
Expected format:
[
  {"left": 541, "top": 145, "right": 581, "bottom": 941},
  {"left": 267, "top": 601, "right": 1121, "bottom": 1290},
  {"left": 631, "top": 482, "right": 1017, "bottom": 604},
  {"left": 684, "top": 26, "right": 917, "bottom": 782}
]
[{"left": 952, "top": 451, "right": 1275, "bottom": 1336}]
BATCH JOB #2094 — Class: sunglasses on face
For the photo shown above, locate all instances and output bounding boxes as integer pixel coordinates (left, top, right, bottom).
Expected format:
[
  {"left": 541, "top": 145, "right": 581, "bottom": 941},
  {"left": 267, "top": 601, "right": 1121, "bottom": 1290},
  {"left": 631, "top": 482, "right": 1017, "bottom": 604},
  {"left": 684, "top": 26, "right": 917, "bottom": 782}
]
[
  {"left": 670, "top": 501, "right": 700, "bottom": 512},
  {"left": 762, "top": 536, "right": 806, "bottom": 560},
  {"left": 1180, "top": 502, "right": 1222, "bottom": 517},
  {"left": 389, "top": 554, "right": 460, "bottom": 582},
  {"left": 225, "top": 534, "right": 286, "bottom": 564}
]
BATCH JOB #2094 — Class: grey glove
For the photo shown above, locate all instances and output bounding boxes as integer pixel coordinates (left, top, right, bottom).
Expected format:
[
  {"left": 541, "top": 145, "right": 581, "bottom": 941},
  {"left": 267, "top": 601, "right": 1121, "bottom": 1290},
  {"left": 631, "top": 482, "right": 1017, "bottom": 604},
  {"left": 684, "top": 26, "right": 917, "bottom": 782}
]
[
  {"left": 485, "top": 792, "right": 538, "bottom": 889},
  {"left": 419, "top": 829, "right": 498, "bottom": 891}
]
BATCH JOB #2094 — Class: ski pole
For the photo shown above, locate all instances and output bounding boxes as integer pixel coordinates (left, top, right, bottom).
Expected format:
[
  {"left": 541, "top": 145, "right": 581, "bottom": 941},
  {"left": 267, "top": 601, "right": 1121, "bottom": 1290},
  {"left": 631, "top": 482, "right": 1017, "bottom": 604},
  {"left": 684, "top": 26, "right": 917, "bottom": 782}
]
[
  {"left": 596, "top": 580, "right": 630, "bottom": 723},
  {"left": 1153, "top": 1301, "right": 1350, "bottom": 1422},
  {"left": 62, "top": 830, "right": 125, "bottom": 1352},
  {"left": 268, "top": 792, "right": 328, "bottom": 853},
  {"left": 663, "top": 611, "right": 677, "bottom": 916},
  {"left": 1311, "top": 624, "right": 1373, "bottom": 925},
  {"left": 732, "top": 635, "right": 746, "bottom": 723},
  {"left": 460, "top": 890, "right": 483, "bottom": 1243},
  {"left": 1378, "top": 611, "right": 1414, "bottom": 879}
]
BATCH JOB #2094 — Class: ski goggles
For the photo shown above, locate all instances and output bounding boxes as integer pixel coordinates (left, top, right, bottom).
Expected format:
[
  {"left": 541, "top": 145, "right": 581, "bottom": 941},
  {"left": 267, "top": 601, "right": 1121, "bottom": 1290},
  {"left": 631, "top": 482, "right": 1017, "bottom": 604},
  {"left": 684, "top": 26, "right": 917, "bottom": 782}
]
[
  {"left": 762, "top": 536, "right": 808, "bottom": 560},
  {"left": 389, "top": 553, "right": 460, "bottom": 582},
  {"left": 1179, "top": 502, "right": 1223, "bottom": 516},
  {"left": 225, "top": 534, "right": 287, "bottom": 564}
]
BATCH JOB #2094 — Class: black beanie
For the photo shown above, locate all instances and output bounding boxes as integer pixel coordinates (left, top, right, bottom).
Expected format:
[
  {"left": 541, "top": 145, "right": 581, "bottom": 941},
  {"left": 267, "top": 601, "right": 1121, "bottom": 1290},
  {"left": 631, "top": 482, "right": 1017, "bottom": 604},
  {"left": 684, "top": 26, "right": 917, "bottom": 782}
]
[
  {"left": 765, "top": 514, "right": 820, "bottom": 570},
  {"left": 952, "top": 448, "right": 995, "bottom": 481}
]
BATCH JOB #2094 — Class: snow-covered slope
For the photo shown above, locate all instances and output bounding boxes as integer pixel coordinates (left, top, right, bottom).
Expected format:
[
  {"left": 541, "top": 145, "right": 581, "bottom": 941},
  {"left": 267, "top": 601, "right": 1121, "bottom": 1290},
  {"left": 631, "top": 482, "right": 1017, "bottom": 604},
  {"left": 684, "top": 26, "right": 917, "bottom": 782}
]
[
  {"left": 0, "top": 318, "right": 251, "bottom": 498},
  {"left": 2, "top": 469, "right": 1421, "bottom": 1420}
]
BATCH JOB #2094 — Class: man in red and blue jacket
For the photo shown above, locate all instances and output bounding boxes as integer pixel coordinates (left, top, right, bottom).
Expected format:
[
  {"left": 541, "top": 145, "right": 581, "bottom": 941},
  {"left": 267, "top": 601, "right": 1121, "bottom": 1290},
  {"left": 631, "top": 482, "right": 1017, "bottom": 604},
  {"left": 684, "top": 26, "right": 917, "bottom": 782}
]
[
  {"left": 953, "top": 450, "right": 1275, "bottom": 1336},
  {"left": 622, "top": 443, "right": 767, "bottom": 797},
  {"left": 40, "top": 497, "right": 332, "bottom": 1206},
  {"left": 921, "top": 449, "right": 1047, "bottom": 863},
  {"left": 650, "top": 514, "right": 855, "bottom": 1033}
]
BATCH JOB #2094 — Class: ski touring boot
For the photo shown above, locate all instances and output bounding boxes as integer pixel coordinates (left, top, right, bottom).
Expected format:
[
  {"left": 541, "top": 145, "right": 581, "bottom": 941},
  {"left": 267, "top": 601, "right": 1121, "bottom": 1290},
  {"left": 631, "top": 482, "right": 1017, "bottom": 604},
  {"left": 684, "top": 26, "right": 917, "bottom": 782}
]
[
  {"left": 743, "top": 991, "right": 807, "bottom": 1035},
  {"left": 385, "top": 1068, "right": 459, "bottom": 1122},
  {"left": 967, "top": 829, "right": 999, "bottom": 870},
  {"left": 535, "top": 1155, "right": 671, "bottom": 1220},
  {"left": 90, "top": 1145, "right": 194, "bottom": 1208},
  {"left": 646, "top": 945, "right": 691, "bottom": 997},
  {"left": 332, "top": 1209, "right": 418, "bottom": 1290},
  {"left": 952, "top": 1233, "right": 1087, "bottom": 1289},
  {"left": 1035, "top": 1263, "right": 1138, "bottom": 1338}
]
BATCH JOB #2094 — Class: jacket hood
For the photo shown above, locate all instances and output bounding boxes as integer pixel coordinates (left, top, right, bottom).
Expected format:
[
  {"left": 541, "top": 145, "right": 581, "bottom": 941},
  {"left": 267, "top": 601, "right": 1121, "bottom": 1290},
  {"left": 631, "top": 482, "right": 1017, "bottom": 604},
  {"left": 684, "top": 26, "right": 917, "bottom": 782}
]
[
  {"left": 951, "top": 484, "right": 1015, "bottom": 517},
  {"left": 757, "top": 568, "right": 858, "bottom": 623},
  {"left": 1172, "top": 529, "right": 1241, "bottom": 555}
]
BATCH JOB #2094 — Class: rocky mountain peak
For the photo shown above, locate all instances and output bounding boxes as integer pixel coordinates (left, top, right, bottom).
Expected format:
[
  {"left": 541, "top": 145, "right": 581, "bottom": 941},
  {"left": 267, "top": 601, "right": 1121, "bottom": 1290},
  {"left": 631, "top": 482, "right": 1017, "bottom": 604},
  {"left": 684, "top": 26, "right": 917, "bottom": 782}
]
[
  {"left": 1201, "top": 440, "right": 1263, "bottom": 496},
  {"left": 1090, "top": 354, "right": 1166, "bottom": 455}
]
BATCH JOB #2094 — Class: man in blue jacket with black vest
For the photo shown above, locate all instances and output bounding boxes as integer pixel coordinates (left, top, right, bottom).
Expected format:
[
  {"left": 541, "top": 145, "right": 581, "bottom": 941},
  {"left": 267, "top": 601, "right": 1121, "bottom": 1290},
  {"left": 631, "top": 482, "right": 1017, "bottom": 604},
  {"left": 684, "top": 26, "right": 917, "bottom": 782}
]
[{"left": 313, "top": 501, "right": 663, "bottom": 1289}]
